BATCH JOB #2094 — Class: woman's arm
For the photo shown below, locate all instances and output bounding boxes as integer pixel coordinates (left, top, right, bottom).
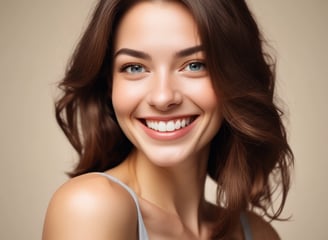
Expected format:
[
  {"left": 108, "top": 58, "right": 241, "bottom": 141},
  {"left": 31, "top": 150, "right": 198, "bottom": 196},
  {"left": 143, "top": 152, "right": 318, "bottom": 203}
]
[{"left": 42, "top": 174, "right": 138, "bottom": 240}]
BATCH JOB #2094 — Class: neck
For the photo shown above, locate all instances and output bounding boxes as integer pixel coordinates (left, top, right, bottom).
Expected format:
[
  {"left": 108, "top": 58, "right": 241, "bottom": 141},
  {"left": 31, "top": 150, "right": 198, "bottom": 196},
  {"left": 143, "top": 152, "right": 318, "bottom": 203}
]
[{"left": 128, "top": 148, "right": 210, "bottom": 231}]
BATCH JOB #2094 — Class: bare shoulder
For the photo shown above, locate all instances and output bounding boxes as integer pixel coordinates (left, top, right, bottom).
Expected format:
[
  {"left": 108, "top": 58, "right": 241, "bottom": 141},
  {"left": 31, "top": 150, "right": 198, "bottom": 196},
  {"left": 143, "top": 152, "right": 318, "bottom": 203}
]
[
  {"left": 42, "top": 173, "right": 138, "bottom": 240},
  {"left": 246, "top": 211, "right": 280, "bottom": 240}
]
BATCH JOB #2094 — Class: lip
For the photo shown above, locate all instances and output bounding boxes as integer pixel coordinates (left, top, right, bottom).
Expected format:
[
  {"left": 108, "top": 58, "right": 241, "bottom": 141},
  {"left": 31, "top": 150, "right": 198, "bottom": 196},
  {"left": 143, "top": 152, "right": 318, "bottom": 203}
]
[{"left": 138, "top": 115, "right": 198, "bottom": 141}]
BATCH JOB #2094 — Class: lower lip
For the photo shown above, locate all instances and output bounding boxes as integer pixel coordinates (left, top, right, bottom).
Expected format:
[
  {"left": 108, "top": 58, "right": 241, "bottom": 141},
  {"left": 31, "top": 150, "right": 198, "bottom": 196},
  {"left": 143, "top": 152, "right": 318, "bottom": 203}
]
[{"left": 139, "top": 119, "right": 197, "bottom": 141}]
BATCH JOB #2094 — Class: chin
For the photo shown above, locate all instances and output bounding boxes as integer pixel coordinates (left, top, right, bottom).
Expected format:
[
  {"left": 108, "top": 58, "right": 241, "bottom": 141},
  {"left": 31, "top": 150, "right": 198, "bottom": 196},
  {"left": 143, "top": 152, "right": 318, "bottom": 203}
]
[{"left": 140, "top": 146, "right": 200, "bottom": 168}]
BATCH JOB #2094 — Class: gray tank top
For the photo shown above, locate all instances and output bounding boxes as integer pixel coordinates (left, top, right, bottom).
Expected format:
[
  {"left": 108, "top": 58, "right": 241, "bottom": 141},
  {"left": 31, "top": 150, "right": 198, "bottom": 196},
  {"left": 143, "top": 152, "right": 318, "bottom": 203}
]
[
  {"left": 97, "top": 172, "right": 253, "bottom": 240},
  {"left": 97, "top": 172, "right": 149, "bottom": 240}
]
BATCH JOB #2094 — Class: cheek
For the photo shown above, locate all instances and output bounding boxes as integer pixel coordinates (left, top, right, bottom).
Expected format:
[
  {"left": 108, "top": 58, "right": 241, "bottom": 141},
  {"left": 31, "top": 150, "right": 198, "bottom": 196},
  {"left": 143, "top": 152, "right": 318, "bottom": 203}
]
[
  {"left": 112, "top": 78, "right": 145, "bottom": 117},
  {"left": 112, "top": 81, "right": 131, "bottom": 117},
  {"left": 184, "top": 78, "right": 220, "bottom": 111}
]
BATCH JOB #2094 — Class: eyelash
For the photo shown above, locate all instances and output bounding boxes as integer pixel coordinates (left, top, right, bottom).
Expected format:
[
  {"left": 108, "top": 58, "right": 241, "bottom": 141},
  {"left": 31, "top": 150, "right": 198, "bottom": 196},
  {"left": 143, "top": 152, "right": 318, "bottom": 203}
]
[
  {"left": 182, "top": 61, "right": 206, "bottom": 72},
  {"left": 120, "top": 63, "right": 147, "bottom": 74},
  {"left": 118, "top": 60, "right": 206, "bottom": 75}
]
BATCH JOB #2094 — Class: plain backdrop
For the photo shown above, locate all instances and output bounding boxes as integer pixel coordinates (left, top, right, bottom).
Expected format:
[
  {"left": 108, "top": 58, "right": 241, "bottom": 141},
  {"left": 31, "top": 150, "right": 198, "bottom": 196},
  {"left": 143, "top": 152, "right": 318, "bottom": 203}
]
[{"left": 0, "top": 0, "right": 327, "bottom": 239}]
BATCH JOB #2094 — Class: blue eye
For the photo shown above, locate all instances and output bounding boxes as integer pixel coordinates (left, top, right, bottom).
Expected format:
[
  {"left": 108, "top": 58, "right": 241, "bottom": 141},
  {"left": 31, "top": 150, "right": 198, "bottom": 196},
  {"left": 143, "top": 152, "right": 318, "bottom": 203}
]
[
  {"left": 122, "top": 64, "right": 146, "bottom": 73},
  {"left": 184, "top": 62, "right": 205, "bottom": 72}
]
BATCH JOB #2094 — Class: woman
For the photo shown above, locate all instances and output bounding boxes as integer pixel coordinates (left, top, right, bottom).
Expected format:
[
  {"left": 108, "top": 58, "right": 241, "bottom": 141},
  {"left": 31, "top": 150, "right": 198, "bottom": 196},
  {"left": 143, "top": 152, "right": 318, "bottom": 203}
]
[{"left": 42, "top": 0, "right": 293, "bottom": 239}]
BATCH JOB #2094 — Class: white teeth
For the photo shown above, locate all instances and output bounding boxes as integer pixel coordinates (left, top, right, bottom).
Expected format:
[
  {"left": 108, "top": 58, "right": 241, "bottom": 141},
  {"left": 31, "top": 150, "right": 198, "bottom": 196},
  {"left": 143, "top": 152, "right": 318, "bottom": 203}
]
[
  {"left": 145, "top": 118, "right": 193, "bottom": 132},
  {"left": 158, "top": 121, "right": 166, "bottom": 132},
  {"left": 175, "top": 120, "right": 181, "bottom": 130},
  {"left": 181, "top": 119, "right": 186, "bottom": 128},
  {"left": 166, "top": 121, "right": 175, "bottom": 131}
]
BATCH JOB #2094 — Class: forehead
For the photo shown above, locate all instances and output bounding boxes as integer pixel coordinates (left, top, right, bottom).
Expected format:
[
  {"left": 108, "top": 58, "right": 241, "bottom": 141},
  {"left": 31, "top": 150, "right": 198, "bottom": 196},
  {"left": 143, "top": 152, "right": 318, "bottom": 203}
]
[{"left": 114, "top": 1, "right": 201, "bottom": 51}]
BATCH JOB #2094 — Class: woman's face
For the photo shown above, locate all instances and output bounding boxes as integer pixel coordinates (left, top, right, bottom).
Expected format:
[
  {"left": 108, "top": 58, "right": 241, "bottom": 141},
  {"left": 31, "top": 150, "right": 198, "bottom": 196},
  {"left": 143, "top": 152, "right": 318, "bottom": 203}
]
[{"left": 112, "top": 1, "right": 223, "bottom": 167}]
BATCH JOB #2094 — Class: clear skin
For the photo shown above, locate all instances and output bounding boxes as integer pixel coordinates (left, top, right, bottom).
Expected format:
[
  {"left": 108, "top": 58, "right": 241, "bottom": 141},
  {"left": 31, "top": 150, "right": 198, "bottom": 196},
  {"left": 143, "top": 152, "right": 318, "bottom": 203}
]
[
  {"left": 112, "top": 1, "right": 222, "bottom": 169},
  {"left": 42, "top": 1, "right": 280, "bottom": 240}
]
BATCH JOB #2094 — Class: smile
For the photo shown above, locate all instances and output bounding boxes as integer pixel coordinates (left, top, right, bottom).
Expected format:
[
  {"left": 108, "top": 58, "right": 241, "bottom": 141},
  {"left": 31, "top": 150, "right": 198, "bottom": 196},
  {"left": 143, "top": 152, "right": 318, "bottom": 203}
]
[{"left": 144, "top": 116, "right": 197, "bottom": 132}]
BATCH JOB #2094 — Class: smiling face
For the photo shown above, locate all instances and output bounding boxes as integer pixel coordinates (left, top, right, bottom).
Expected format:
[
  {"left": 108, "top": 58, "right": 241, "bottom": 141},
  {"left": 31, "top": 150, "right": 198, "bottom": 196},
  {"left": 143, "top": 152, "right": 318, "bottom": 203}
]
[{"left": 112, "top": 1, "right": 223, "bottom": 167}]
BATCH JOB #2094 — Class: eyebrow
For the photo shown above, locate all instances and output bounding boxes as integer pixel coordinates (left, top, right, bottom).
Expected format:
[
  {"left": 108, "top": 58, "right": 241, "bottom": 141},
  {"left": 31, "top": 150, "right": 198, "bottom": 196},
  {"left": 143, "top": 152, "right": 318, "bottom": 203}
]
[
  {"left": 114, "top": 48, "right": 151, "bottom": 60},
  {"left": 175, "top": 45, "right": 204, "bottom": 58},
  {"left": 114, "top": 45, "right": 204, "bottom": 60}
]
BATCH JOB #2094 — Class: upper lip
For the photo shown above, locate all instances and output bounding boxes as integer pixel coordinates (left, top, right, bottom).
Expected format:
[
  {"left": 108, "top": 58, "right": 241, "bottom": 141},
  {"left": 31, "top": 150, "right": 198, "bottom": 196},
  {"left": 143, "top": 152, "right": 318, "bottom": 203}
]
[
  {"left": 137, "top": 115, "right": 199, "bottom": 129},
  {"left": 138, "top": 115, "right": 198, "bottom": 121}
]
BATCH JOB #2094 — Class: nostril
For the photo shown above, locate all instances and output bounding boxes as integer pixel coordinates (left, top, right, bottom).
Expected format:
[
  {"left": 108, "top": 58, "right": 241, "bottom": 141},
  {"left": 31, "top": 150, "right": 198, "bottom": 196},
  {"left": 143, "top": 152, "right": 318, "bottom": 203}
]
[
  {"left": 149, "top": 101, "right": 180, "bottom": 112},
  {"left": 147, "top": 89, "right": 183, "bottom": 111},
  {"left": 167, "top": 102, "right": 179, "bottom": 109}
]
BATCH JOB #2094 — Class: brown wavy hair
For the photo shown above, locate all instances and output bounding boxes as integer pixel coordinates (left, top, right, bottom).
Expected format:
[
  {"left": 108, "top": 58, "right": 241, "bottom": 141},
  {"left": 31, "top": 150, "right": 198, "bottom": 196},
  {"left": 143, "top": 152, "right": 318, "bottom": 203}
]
[{"left": 55, "top": 0, "right": 293, "bottom": 238}]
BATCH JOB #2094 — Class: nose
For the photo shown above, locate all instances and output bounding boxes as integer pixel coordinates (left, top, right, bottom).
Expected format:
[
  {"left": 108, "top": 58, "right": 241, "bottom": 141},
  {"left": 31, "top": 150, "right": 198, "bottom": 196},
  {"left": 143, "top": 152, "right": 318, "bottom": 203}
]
[{"left": 146, "top": 72, "right": 182, "bottom": 111}]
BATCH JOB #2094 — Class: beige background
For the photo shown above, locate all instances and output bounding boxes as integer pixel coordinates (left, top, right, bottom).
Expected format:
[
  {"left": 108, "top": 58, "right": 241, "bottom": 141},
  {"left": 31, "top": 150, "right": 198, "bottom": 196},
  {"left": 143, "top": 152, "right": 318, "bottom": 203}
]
[{"left": 0, "top": 0, "right": 327, "bottom": 239}]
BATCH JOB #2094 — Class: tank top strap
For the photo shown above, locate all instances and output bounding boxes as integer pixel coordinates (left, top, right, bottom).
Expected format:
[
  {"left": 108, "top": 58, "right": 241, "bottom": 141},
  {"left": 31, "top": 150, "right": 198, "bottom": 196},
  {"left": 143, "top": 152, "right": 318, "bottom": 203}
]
[
  {"left": 97, "top": 172, "right": 252, "bottom": 240},
  {"left": 96, "top": 172, "right": 149, "bottom": 240},
  {"left": 240, "top": 212, "right": 253, "bottom": 240}
]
